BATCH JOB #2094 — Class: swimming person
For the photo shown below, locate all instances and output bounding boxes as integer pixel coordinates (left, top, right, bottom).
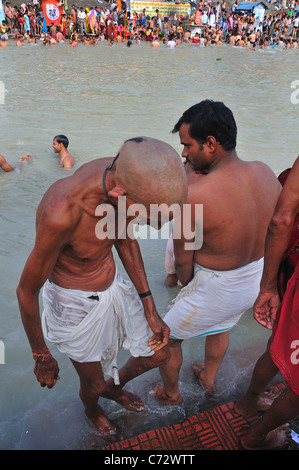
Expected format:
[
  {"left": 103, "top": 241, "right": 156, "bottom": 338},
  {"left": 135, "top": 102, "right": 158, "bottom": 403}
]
[
  {"left": 52, "top": 135, "right": 75, "bottom": 170},
  {"left": 154, "top": 100, "right": 281, "bottom": 403},
  {"left": 0, "top": 153, "right": 31, "bottom": 172},
  {"left": 17, "top": 137, "right": 187, "bottom": 441}
]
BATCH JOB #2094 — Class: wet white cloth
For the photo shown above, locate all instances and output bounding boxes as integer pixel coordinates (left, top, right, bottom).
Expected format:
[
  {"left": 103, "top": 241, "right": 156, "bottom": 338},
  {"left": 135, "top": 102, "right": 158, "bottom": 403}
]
[
  {"left": 165, "top": 234, "right": 176, "bottom": 275},
  {"left": 42, "top": 269, "right": 154, "bottom": 383},
  {"left": 163, "top": 258, "right": 264, "bottom": 339}
]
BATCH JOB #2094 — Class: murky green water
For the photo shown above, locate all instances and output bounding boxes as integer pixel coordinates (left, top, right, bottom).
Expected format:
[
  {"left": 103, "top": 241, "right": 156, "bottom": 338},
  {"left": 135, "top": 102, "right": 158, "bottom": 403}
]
[{"left": 0, "top": 40, "right": 298, "bottom": 449}]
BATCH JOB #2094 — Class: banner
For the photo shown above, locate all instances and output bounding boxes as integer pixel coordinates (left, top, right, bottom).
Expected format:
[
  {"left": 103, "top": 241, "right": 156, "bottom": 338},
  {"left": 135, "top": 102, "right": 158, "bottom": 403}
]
[
  {"left": 0, "top": 0, "right": 5, "bottom": 24},
  {"left": 41, "top": 0, "right": 63, "bottom": 26},
  {"left": 130, "top": 1, "right": 191, "bottom": 18}
]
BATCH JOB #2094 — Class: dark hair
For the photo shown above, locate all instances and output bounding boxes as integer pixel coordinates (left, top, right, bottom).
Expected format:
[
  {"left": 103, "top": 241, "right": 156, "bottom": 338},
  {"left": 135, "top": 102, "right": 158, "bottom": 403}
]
[
  {"left": 54, "top": 134, "right": 69, "bottom": 148},
  {"left": 172, "top": 100, "right": 237, "bottom": 151}
]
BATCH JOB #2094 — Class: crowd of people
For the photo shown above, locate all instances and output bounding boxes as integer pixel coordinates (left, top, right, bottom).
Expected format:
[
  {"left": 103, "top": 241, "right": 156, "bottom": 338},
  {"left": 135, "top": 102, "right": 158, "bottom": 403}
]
[{"left": 1, "top": 0, "right": 299, "bottom": 49}]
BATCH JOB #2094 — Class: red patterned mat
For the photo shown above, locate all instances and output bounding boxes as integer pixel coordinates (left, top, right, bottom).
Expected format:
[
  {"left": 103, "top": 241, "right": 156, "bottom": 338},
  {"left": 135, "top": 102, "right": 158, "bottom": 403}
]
[{"left": 99, "top": 382, "right": 298, "bottom": 451}]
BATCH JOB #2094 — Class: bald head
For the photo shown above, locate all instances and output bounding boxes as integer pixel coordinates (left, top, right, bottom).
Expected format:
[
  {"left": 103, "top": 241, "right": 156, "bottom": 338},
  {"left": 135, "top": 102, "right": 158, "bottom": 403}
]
[{"left": 115, "top": 137, "right": 187, "bottom": 208}]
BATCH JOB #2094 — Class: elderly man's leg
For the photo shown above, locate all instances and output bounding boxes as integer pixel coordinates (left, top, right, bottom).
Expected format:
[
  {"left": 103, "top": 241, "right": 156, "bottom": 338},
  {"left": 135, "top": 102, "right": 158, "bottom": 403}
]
[
  {"left": 71, "top": 360, "right": 119, "bottom": 436},
  {"left": 116, "top": 346, "right": 169, "bottom": 383}
]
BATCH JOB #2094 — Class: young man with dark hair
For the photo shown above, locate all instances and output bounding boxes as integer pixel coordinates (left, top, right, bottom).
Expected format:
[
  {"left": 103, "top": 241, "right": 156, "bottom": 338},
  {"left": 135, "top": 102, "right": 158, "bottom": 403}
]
[
  {"left": 52, "top": 134, "right": 75, "bottom": 169},
  {"left": 154, "top": 100, "right": 281, "bottom": 403}
]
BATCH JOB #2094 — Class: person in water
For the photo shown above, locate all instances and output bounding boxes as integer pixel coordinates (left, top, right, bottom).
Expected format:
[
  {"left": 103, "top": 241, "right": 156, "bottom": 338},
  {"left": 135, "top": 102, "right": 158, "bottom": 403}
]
[
  {"left": 0, "top": 153, "right": 31, "bottom": 172},
  {"left": 52, "top": 135, "right": 75, "bottom": 169},
  {"left": 154, "top": 100, "right": 281, "bottom": 403},
  {"left": 17, "top": 136, "right": 187, "bottom": 441},
  {"left": 235, "top": 156, "right": 299, "bottom": 450}
]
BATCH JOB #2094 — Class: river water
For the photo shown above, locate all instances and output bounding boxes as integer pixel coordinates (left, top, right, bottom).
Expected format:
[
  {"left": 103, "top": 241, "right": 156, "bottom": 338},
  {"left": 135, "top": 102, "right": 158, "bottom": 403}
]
[{"left": 0, "top": 40, "right": 298, "bottom": 450}]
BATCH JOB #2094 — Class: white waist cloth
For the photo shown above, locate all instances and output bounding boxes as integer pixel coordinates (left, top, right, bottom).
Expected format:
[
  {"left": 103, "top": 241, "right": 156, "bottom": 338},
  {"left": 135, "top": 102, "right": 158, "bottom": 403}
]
[
  {"left": 163, "top": 258, "right": 264, "bottom": 340},
  {"left": 42, "top": 269, "right": 154, "bottom": 383}
]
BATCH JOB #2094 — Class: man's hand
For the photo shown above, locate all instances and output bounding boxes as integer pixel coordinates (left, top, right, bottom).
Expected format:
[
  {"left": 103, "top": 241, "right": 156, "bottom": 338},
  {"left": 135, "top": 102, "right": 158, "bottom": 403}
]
[
  {"left": 33, "top": 355, "right": 60, "bottom": 389},
  {"left": 253, "top": 291, "right": 281, "bottom": 329},
  {"left": 19, "top": 154, "right": 32, "bottom": 162},
  {"left": 146, "top": 311, "right": 170, "bottom": 351}
]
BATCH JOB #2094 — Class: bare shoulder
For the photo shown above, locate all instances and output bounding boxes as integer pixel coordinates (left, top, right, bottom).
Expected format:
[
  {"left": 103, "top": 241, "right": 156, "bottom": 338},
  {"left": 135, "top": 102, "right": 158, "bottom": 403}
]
[
  {"left": 245, "top": 160, "right": 281, "bottom": 191},
  {"left": 72, "top": 157, "right": 113, "bottom": 176},
  {"left": 279, "top": 156, "right": 299, "bottom": 199},
  {"left": 36, "top": 176, "right": 81, "bottom": 232},
  {"left": 287, "top": 156, "right": 299, "bottom": 181}
]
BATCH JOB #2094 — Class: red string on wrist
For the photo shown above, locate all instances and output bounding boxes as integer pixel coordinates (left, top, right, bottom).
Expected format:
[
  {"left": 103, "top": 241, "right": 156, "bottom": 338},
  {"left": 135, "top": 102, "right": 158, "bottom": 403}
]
[{"left": 32, "top": 349, "right": 51, "bottom": 362}]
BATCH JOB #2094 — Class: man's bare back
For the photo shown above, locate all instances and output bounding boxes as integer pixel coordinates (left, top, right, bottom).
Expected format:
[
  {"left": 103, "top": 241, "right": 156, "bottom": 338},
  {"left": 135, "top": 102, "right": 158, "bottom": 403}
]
[{"left": 190, "top": 158, "right": 281, "bottom": 270}]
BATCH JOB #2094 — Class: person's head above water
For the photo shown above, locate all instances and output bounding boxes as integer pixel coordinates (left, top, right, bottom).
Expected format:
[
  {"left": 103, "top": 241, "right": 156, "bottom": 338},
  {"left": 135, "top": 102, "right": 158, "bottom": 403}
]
[
  {"left": 53, "top": 135, "right": 69, "bottom": 152},
  {"left": 113, "top": 136, "right": 188, "bottom": 209}
]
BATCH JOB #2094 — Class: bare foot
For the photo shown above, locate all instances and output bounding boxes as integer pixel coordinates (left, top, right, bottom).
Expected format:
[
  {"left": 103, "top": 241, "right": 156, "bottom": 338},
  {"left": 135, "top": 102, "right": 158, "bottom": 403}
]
[
  {"left": 85, "top": 405, "right": 119, "bottom": 442},
  {"left": 153, "top": 384, "right": 182, "bottom": 405},
  {"left": 112, "top": 389, "right": 145, "bottom": 412},
  {"left": 234, "top": 392, "right": 277, "bottom": 416},
  {"left": 192, "top": 363, "right": 214, "bottom": 396},
  {"left": 164, "top": 274, "right": 178, "bottom": 287},
  {"left": 241, "top": 424, "right": 292, "bottom": 450}
]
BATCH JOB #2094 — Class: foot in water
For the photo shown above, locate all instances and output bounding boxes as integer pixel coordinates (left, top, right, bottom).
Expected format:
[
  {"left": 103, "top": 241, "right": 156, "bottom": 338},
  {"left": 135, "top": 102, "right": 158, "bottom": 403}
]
[
  {"left": 152, "top": 384, "right": 183, "bottom": 405},
  {"left": 234, "top": 391, "right": 277, "bottom": 416},
  {"left": 241, "top": 424, "right": 292, "bottom": 450},
  {"left": 192, "top": 362, "right": 214, "bottom": 396},
  {"left": 107, "top": 388, "right": 145, "bottom": 412},
  {"left": 85, "top": 405, "right": 119, "bottom": 442}
]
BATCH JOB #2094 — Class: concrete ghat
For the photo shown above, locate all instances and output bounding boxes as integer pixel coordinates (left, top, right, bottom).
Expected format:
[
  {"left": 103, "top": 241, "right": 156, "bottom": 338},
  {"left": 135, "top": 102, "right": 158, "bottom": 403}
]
[{"left": 98, "top": 382, "right": 299, "bottom": 451}]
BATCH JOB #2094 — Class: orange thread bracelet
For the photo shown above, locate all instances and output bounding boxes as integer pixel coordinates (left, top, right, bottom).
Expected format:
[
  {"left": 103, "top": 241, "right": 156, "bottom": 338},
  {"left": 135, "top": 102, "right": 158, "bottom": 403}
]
[{"left": 32, "top": 349, "right": 51, "bottom": 362}]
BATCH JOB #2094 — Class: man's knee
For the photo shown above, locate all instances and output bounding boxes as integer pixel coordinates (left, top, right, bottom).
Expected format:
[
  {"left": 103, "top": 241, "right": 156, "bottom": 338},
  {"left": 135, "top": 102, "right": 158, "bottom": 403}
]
[
  {"left": 146, "top": 346, "right": 171, "bottom": 368},
  {"left": 80, "top": 379, "right": 108, "bottom": 400}
]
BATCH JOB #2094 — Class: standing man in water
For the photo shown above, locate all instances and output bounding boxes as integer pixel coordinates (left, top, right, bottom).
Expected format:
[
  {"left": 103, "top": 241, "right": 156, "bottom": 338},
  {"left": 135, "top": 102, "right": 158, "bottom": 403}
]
[
  {"left": 17, "top": 137, "right": 187, "bottom": 440},
  {"left": 235, "top": 156, "right": 299, "bottom": 450},
  {"left": 154, "top": 100, "right": 281, "bottom": 404},
  {"left": 52, "top": 135, "right": 75, "bottom": 170}
]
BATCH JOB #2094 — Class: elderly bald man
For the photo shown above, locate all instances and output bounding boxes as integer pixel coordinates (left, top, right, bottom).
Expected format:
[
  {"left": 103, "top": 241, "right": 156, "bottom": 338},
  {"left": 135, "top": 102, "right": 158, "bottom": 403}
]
[{"left": 17, "top": 137, "right": 187, "bottom": 440}]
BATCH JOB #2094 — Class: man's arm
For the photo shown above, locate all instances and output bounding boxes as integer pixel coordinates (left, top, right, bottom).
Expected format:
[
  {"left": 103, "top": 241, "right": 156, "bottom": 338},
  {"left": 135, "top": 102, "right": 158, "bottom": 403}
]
[
  {"left": 17, "top": 204, "right": 71, "bottom": 387},
  {"left": 254, "top": 157, "right": 299, "bottom": 328},
  {"left": 114, "top": 236, "right": 170, "bottom": 351},
  {"left": 62, "top": 154, "right": 74, "bottom": 170},
  {"left": 172, "top": 188, "right": 197, "bottom": 286},
  {"left": 0, "top": 154, "right": 14, "bottom": 172}
]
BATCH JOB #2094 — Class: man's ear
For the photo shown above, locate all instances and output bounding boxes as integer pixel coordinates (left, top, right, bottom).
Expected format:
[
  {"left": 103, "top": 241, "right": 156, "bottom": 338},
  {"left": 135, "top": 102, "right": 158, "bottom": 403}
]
[
  {"left": 108, "top": 184, "right": 126, "bottom": 198},
  {"left": 206, "top": 135, "right": 218, "bottom": 152}
]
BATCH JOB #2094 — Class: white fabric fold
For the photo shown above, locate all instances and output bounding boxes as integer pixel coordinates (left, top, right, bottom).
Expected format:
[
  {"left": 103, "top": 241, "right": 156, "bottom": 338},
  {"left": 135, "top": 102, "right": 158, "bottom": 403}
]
[
  {"left": 41, "top": 269, "right": 154, "bottom": 382},
  {"left": 164, "top": 258, "right": 264, "bottom": 339}
]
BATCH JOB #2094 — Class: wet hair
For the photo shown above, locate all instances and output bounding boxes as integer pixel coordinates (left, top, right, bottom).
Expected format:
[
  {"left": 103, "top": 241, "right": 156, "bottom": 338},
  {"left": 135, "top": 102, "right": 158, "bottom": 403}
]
[
  {"left": 172, "top": 100, "right": 237, "bottom": 151},
  {"left": 54, "top": 134, "right": 69, "bottom": 148}
]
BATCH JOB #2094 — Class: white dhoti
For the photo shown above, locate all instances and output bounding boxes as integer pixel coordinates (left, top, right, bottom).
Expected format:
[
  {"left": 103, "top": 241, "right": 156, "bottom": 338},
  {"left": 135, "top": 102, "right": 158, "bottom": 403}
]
[
  {"left": 163, "top": 258, "right": 264, "bottom": 339},
  {"left": 42, "top": 269, "right": 154, "bottom": 382},
  {"left": 165, "top": 234, "right": 176, "bottom": 275}
]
